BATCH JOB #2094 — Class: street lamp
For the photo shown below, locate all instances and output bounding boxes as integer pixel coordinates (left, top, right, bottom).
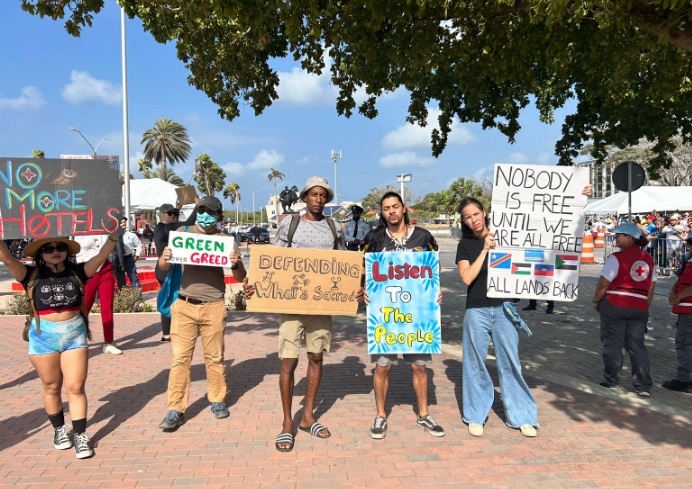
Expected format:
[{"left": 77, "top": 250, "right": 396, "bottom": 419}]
[
  {"left": 69, "top": 127, "right": 111, "bottom": 157},
  {"left": 330, "top": 149, "right": 342, "bottom": 207},
  {"left": 397, "top": 173, "right": 412, "bottom": 201}
]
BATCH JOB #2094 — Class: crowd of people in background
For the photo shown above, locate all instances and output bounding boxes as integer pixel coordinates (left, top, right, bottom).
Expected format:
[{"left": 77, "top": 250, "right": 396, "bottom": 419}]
[{"left": 587, "top": 211, "right": 691, "bottom": 274}]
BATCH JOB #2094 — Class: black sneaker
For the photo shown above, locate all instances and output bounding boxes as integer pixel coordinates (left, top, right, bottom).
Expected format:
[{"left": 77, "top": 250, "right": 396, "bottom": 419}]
[
  {"left": 73, "top": 432, "right": 94, "bottom": 459},
  {"left": 417, "top": 414, "right": 445, "bottom": 437},
  {"left": 545, "top": 306, "right": 554, "bottom": 314},
  {"left": 522, "top": 304, "right": 537, "bottom": 311},
  {"left": 211, "top": 402, "right": 230, "bottom": 419},
  {"left": 159, "top": 410, "right": 185, "bottom": 430},
  {"left": 662, "top": 379, "right": 692, "bottom": 392},
  {"left": 369, "top": 416, "right": 387, "bottom": 439},
  {"left": 599, "top": 381, "right": 617, "bottom": 389},
  {"left": 53, "top": 425, "right": 72, "bottom": 450}
]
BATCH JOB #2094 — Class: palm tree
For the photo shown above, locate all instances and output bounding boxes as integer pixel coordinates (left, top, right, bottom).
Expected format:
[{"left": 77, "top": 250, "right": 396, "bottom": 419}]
[
  {"left": 32, "top": 149, "right": 45, "bottom": 158},
  {"left": 267, "top": 168, "right": 285, "bottom": 222},
  {"left": 138, "top": 159, "right": 153, "bottom": 178},
  {"left": 140, "top": 117, "right": 192, "bottom": 176},
  {"left": 151, "top": 167, "right": 185, "bottom": 186},
  {"left": 193, "top": 153, "right": 226, "bottom": 196},
  {"left": 223, "top": 182, "right": 241, "bottom": 224}
]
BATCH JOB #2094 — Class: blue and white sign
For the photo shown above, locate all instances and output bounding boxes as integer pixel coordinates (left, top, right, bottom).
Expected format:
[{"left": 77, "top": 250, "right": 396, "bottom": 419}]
[{"left": 365, "top": 251, "right": 441, "bottom": 354}]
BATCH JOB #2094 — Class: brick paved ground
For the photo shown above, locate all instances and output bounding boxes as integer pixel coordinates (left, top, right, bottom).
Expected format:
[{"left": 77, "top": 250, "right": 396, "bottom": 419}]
[{"left": 0, "top": 237, "right": 690, "bottom": 488}]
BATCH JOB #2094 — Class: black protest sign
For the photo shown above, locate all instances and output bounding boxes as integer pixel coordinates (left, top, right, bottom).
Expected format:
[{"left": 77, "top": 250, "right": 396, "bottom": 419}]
[{"left": 0, "top": 157, "right": 122, "bottom": 239}]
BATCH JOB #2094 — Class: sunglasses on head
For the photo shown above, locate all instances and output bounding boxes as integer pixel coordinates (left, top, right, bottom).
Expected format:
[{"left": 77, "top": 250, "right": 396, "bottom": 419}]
[{"left": 41, "top": 243, "right": 69, "bottom": 254}]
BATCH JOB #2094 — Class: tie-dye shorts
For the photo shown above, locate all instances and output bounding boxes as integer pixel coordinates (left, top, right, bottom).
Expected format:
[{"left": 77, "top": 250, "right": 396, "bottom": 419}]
[{"left": 28, "top": 315, "right": 88, "bottom": 356}]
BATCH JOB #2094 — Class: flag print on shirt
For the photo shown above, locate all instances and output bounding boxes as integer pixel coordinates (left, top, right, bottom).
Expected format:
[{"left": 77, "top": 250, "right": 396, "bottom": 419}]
[
  {"left": 534, "top": 264, "right": 555, "bottom": 276},
  {"left": 511, "top": 263, "right": 532, "bottom": 275},
  {"left": 555, "top": 254, "right": 579, "bottom": 271},
  {"left": 489, "top": 252, "right": 512, "bottom": 269}
]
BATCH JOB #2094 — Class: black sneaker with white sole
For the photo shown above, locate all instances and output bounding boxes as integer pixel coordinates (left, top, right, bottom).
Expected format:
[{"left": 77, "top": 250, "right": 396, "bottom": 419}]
[
  {"left": 417, "top": 415, "right": 445, "bottom": 437},
  {"left": 73, "top": 432, "right": 94, "bottom": 459},
  {"left": 369, "top": 416, "right": 388, "bottom": 439},
  {"left": 53, "top": 425, "right": 73, "bottom": 450}
]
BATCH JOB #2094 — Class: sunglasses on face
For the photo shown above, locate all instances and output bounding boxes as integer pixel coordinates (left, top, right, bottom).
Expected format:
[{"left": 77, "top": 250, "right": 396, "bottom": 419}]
[
  {"left": 165, "top": 211, "right": 179, "bottom": 216},
  {"left": 197, "top": 206, "right": 214, "bottom": 214},
  {"left": 41, "top": 243, "right": 69, "bottom": 254}
]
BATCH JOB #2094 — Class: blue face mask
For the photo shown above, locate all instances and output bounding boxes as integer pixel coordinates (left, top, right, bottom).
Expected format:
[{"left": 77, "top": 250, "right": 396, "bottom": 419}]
[{"left": 196, "top": 212, "right": 217, "bottom": 228}]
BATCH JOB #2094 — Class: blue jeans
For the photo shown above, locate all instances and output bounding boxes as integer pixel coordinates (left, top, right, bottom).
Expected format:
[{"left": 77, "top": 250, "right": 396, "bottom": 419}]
[
  {"left": 462, "top": 306, "right": 538, "bottom": 428},
  {"left": 114, "top": 255, "right": 141, "bottom": 290}
]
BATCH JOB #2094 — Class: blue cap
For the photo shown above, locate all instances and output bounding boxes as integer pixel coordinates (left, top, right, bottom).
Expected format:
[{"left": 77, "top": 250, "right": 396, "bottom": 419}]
[{"left": 611, "top": 223, "right": 643, "bottom": 239}]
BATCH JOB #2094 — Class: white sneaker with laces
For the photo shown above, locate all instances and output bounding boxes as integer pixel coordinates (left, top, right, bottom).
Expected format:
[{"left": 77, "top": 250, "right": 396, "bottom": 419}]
[{"left": 103, "top": 343, "right": 123, "bottom": 355}]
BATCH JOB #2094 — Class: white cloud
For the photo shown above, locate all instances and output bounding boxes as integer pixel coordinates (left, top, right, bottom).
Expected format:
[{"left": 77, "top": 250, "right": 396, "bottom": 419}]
[
  {"left": 508, "top": 152, "right": 529, "bottom": 164},
  {"left": 276, "top": 66, "right": 337, "bottom": 106},
  {"left": 379, "top": 152, "right": 434, "bottom": 168},
  {"left": 222, "top": 162, "right": 244, "bottom": 176},
  {"left": 247, "top": 149, "right": 284, "bottom": 170},
  {"left": 207, "top": 150, "right": 287, "bottom": 180},
  {"left": 0, "top": 86, "right": 45, "bottom": 111},
  {"left": 381, "top": 108, "right": 476, "bottom": 150},
  {"left": 62, "top": 70, "right": 121, "bottom": 106}
]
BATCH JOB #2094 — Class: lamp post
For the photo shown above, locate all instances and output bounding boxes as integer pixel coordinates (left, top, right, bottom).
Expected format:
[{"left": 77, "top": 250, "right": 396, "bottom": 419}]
[
  {"left": 330, "top": 149, "right": 342, "bottom": 207},
  {"left": 69, "top": 127, "right": 111, "bottom": 157},
  {"left": 121, "top": 6, "right": 132, "bottom": 225},
  {"left": 397, "top": 173, "right": 412, "bottom": 201}
]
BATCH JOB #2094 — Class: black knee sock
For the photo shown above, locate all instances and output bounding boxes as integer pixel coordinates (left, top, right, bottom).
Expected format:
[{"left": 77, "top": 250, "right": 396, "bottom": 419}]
[
  {"left": 47, "top": 410, "right": 65, "bottom": 429},
  {"left": 72, "top": 418, "right": 87, "bottom": 435}
]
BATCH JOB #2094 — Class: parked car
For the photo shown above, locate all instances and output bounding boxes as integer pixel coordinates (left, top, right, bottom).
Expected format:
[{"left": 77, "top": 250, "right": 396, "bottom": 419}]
[{"left": 238, "top": 226, "right": 271, "bottom": 244}]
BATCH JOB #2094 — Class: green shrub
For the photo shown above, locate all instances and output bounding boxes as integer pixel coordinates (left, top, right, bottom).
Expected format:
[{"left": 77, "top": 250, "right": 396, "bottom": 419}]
[
  {"left": 229, "top": 289, "right": 246, "bottom": 311},
  {"left": 113, "top": 287, "right": 154, "bottom": 313},
  {"left": 5, "top": 292, "right": 30, "bottom": 315}
]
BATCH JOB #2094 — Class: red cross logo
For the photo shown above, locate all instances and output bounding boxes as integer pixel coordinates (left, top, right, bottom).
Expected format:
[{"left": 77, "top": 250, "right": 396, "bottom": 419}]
[{"left": 630, "top": 261, "right": 649, "bottom": 282}]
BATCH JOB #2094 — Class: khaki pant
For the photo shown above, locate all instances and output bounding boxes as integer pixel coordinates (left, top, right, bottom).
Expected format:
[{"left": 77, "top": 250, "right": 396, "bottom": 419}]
[{"left": 167, "top": 299, "right": 226, "bottom": 412}]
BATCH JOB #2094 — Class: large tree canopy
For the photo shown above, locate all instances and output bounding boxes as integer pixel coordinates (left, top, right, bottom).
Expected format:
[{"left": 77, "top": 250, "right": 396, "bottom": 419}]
[{"left": 23, "top": 0, "right": 692, "bottom": 177}]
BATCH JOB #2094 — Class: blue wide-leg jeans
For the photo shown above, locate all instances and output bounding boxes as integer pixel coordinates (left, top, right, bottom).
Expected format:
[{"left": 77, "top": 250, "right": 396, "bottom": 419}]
[{"left": 462, "top": 306, "right": 538, "bottom": 428}]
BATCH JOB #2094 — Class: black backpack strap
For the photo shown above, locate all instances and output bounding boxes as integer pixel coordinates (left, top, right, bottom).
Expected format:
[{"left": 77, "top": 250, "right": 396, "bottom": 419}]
[
  {"left": 286, "top": 216, "right": 301, "bottom": 248},
  {"left": 326, "top": 218, "right": 339, "bottom": 250},
  {"left": 26, "top": 268, "right": 41, "bottom": 335}
]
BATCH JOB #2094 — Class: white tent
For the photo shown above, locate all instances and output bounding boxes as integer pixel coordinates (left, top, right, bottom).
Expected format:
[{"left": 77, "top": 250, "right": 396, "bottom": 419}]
[
  {"left": 584, "top": 186, "right": 692, "bottom": 214},
  {"left": 128, "top": 178, "right": 179, "bottom": 211}
]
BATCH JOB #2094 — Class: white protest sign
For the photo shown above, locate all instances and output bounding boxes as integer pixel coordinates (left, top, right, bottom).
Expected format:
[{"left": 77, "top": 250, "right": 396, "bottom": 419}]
[
  {"left": 167, "top": 231, "right": 235, "bottom": 267},
  {"left": 488, "top": 164, "right": 589, "bottom": 301}
]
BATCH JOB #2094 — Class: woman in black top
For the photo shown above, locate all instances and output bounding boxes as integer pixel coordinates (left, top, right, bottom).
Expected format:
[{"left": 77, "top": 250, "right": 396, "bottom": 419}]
[
  {"left": 455, "top": 197, "right": 538, "bottom": 438},
  {"left": 0, "top": 234, "right": 118, "bottom": 459}
]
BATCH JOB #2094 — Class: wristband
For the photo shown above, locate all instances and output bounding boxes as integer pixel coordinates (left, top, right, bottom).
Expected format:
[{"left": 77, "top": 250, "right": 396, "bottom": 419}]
[
  {"left": 231, "top": 263, "right": 239, "bottom": 270},
  {"left": 108, "top": 235, "right": 119, "bottom": 243},
  {"left": 593, "top": 300, "right": 600, "bottom": 303}
]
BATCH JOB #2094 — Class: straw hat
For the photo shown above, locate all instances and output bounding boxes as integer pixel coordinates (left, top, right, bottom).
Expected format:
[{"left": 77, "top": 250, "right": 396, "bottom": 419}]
[{"left": 23, "top": 237, "right": 80, "bottom": 258}]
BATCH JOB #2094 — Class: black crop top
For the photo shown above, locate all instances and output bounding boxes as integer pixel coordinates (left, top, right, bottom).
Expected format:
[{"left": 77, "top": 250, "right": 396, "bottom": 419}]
[{"left": 21, "top": 264, "right": 89, "bottom": 312}]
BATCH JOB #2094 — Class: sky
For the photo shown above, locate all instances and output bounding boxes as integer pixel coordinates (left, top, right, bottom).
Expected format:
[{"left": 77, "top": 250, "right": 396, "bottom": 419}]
[{"left": 0, "top": 3, "right": 580, "bottom": 213}]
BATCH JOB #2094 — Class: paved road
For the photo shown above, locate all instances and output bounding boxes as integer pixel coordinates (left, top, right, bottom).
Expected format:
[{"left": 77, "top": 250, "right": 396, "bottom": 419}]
[{"left": 0, "top": 237, "right": 690, "bottom": 488}]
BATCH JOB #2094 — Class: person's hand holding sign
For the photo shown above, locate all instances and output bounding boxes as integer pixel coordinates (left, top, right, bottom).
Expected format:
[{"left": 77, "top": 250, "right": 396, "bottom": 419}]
[
  {"left": 483, "top": 232, "right": 496, "bottom": 251},
  {"left": 158, "top": 246, "right": 173, "bottom": 273}
]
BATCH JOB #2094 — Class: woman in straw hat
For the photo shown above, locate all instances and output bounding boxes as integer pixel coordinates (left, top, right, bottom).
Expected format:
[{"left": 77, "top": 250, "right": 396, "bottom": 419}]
[
  {"left": 592, "top": 223, "right": 656, "bottom": 397},
  {"left": 0, "top": 233, "right": 119, "bottom": 459}
]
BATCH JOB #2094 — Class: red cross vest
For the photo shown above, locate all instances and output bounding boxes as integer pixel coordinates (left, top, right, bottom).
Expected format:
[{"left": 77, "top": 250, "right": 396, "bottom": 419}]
[
  {"left": 605, "top": 245, "right": 654, "bottom": 311},
  {"left": 673, "top": 253, "right": 692, "bottom": 315}
]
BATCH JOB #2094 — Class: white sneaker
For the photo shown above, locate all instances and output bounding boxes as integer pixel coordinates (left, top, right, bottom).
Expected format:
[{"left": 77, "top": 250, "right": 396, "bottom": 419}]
[
  {"left": 468, "top": 423, "right": 484, "bottom": 437},
  {"left": 103, "top": 343, "right": 123, "bottom": 355}
]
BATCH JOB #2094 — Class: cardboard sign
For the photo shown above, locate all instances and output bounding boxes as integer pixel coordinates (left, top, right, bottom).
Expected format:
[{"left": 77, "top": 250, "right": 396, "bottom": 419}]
[
  {"left": 365, "top": 251, "right": 441, "bottom": 354},
  {"left": 488, "top": 164, "right": 589, "bottom": 301},
  {"left": 246, "top": 246, "right": 363, "bottom": 316},
  {"left": 0, "top": 157, "right": 122, "bottom": 239},
  {"left": 175, "top": 185, "right": 198, "bottom": 205},
  {"left": 168, "top": 231, "right": 235, "bottom": 267}
]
